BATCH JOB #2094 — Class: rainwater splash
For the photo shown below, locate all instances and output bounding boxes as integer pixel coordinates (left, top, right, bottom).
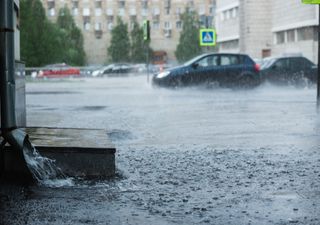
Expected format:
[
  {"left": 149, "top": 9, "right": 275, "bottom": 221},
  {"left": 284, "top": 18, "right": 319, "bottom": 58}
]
[{"left": 23, "top": 140, "right": 74, "bottom": 187}]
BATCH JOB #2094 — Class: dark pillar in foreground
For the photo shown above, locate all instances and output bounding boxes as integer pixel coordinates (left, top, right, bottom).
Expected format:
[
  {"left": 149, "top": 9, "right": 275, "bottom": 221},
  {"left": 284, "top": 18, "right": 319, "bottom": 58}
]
[
  {"left": 318, "top": 5, "right": 320, "bottom": 107},
  {"left": 0, "top": 0, "right": 16, "bottom": 130}
]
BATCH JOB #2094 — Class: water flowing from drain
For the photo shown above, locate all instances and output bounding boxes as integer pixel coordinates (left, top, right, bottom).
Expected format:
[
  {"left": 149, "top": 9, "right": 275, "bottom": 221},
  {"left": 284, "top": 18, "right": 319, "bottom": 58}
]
[{"left": 23, "top": 140, "right": 74, "bottom": 187}]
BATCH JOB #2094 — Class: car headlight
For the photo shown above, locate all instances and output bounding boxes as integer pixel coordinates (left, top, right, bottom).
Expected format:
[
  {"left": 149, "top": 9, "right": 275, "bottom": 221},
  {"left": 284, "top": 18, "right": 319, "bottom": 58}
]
[{"left": 157, "top": 71, "right": 170, "bottom": 79}]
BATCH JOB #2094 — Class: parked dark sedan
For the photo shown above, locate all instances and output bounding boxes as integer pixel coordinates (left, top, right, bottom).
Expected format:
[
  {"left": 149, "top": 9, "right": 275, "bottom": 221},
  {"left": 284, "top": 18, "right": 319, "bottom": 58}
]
[
  {"left": 152, "top": 53, "right": 260, "bottom": 88},
  {"left": 260, "top": 56, "right": 317, "bottom": 85}
]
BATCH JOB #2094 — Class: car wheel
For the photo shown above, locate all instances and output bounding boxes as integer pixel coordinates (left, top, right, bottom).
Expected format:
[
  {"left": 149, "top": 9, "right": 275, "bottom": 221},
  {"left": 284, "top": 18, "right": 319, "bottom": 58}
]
[{"left": 237, "top": 75, "right": 257, "bottom": 88}]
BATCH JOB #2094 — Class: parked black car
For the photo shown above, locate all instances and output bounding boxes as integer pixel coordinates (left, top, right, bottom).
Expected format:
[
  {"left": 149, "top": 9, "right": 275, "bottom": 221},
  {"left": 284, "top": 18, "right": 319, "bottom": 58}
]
[
  {"left": 260, "top": 56, "right": 317, "bottom": 85},
  {"left": 152, "top": 53, "right": 261, "bottom": 88}
]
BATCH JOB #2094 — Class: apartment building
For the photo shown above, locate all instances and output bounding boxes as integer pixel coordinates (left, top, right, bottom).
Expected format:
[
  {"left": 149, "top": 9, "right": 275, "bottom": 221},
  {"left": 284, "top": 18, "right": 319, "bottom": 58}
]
[
  {"left": 216, "top": 0, "right": 318, "bottom": 63},
  {"left": 42, "top": 0, "right": 215, "bottom": 65}
]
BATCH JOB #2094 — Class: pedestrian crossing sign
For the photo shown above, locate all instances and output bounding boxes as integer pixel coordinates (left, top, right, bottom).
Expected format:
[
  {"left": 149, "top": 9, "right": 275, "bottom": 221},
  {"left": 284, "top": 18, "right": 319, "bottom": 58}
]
[
  {"left": 302, "top": 0, "right": 320, "bottom": 3},
  {"left": 200, "top": 29, "right": 216, "bottom": 46}
]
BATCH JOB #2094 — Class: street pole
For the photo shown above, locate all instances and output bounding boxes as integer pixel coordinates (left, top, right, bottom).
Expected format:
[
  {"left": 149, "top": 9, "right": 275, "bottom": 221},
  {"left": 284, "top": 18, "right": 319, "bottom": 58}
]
[
  {"left": 146, "top": 45, "right": 149, "bottom": 83},
  {"left": 318, "top": 5, "right": 320, "bottom": 108}
]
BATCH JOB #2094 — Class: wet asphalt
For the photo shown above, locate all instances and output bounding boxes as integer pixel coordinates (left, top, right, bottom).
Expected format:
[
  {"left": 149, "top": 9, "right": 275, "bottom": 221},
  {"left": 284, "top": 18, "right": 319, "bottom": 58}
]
[{"left": 1, "top": 75, "right": 320, "bottom": 225}]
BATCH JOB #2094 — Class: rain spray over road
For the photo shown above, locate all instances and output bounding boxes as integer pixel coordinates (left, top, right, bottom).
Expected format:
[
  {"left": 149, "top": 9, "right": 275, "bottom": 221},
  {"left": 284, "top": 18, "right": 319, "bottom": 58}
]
[{"left": 1, "top": 76, "right": 320, "bottom": 225}]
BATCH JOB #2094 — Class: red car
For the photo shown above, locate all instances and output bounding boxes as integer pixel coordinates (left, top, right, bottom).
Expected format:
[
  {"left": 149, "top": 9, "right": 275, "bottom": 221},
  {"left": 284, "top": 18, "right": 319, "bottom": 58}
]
[{"left": 37, "top": 63, "right": 80, "bottom": 78}]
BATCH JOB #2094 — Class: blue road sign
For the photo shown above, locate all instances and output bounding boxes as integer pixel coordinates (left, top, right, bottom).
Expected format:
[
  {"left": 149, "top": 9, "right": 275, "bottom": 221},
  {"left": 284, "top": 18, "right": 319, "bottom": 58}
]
[{"left": 199, "top": 29, "right": 216, "bottom": 46}]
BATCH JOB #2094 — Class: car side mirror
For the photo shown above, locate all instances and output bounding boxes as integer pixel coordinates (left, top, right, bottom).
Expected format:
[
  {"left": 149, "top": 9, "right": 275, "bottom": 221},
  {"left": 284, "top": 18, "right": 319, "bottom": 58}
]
[{"left": 192, "top": 63, "right": 199, "bottom": 69}]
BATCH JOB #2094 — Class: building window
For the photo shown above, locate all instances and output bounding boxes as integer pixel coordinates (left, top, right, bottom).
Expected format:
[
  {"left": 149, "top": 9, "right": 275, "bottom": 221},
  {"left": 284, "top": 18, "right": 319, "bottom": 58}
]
[
  {"left": 176, "top": 21, "right": 182, "bottom": 30},
  {"left": 95, "top": 22, "right": 103, "bottom": 39},
  {"left": 118, "top": 8, "right": 125, "bottom": 16},
  {"left": 84, "top": 22, "right": 90, "bottom": 31},
  {"left": 297, "top": 26, "right": 314, "bottom": 41},
  {"left": 95, "top": 22, "right": 102, "bottom": 31},
  {"left": 165, "top": 7, "right": 170, "bottom": 15},
  {"left": 107, "top": 9, "right": 113, "bottom": 16},
  {"left": 95, "top": 8, "right": 102, "bottom": 16},
  {"left": 198, "top": 4, "right": 205, "bottom": 16},
  {"left": 118, "top": 0, "right": 125, "bottom": 9},
  {"left": 72, "top": 8, "right": 78, "bottom": 16},
  {"left": 130, "top": 7, "right": 137, "bottom": 16},
  {"left": 287, "top": 29, "right": 295, "bottom": 43},
  {"left": 153, "top": 21, "right": 160, "bottom": 30},
  {"left": 72, "top": 1, "right": 79, "bottom": 16},
  {"left": 164, "top": 21, "right": 171, "bottom": 29},
  {"left": 48, "top": 8, "right": 55, "bottom": 16},
  {"left": 209, "top": 5, "right": 214, "bottom": 14},
  {"left": 232, "top": 7, "right": 238, "bottom": 18},
  {"left": 276, "top": 31, "right": 285, "bottom": 44},
  {"left": 141, "top": 8, "right": 148, "bottom": 16},
  {"left": 314, "top": 26, "right": 318, "bottom": 41},
  {"left": 95, "top": 0, "right": 102, "bottom": 8},
  {"left": 48, "top": 1, "right": 55, "bottom": 16},
  {"left": 153, "top": 7, "right": 160, "bottom": 16},
  {"left": 141, "top": 0, "right": 148, "bottom": 9},
  {"left": 107, "top": 22, "right": 113, "bottom": 30},
  {"left": 83, "top": 8, "right": 90, "bottom": 16}
]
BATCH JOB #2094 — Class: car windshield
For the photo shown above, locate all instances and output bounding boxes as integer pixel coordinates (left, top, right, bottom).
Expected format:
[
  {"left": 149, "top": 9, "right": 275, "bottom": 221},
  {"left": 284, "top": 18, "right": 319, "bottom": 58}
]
[
  {"left": 260, "top": 58, "right": 277, "bottom": 69},
  {"left": 183, "top": 54, "right": 208, "bottom": 66}
]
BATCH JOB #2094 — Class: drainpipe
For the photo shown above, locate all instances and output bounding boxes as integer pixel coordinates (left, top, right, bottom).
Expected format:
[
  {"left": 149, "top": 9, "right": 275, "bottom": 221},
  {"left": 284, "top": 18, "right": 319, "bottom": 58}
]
[{"left": 0, "top": 0, "right": 33, "bottom": 183}]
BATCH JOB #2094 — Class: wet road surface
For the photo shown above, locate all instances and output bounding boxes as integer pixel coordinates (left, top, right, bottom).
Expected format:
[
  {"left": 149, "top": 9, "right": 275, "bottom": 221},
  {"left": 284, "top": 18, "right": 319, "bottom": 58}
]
[{"left": 1, "top": 76, "right": 320, "bottom": 225}]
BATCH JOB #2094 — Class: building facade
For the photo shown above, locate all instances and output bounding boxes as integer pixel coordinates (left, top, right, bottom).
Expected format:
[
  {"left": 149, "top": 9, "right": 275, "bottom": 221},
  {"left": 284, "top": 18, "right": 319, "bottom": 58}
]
[
  {"left": 271, "top": 0, "right": 318, "bottom": 63},
  {"left": 42, "top": 0, "right": 215, "bottom": 65},
  {"left": 216, "top": 0, "right": 318, "bottom": 63}
]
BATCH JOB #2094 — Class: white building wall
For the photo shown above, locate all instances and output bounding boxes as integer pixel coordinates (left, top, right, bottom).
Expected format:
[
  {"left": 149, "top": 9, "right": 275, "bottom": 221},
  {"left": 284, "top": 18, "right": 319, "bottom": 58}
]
[
  {"left": 271, "top": 0, "right": 318, "bottom": 63},
  {"left": 239, "top": 0, "right": 272, "bottom": 59},
  {"left": 215, "top": 0, "right": 240, "bottom": 53},
  {"left": 272, "top": 0, "right": 317, "bottom": 32}
]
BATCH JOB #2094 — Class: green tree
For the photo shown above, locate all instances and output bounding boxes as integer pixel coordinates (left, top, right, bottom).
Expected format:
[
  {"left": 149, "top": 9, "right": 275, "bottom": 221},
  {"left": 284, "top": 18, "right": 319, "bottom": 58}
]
[
  {"left": 20, "top": 0, "right": 64, "bottom": 66},
  {"left": 130, "top": 21, "right": 152, "bottom": 63},
  {"left": 175, "top": 10, "right": 202, "bottom": 63},
  {"left": 56, "top": 6, "right": 86, "bottom": 65},
  {"left": 107, "top": 17, "right": 130, "bottom": 62}
]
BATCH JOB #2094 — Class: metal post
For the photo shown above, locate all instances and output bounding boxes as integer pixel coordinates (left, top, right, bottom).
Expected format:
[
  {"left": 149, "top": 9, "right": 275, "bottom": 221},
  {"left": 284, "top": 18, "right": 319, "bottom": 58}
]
[
  {"left": 318, "top": 5, "right": 320, "bottom": 108},
  {"left": 146, "top": 45, "right": 149, "bottom": 83},
  {"left": 0, "top": 0, "right": 17, "bottom": 130},
  {"left": 0, "top": 0, "right": 34, "bottom": 183}
]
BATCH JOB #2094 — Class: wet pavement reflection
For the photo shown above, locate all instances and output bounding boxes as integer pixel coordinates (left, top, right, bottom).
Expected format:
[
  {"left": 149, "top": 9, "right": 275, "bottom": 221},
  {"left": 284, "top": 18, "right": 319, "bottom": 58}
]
[{"left": 1, "top": 76, "right": 320, "bottom": 225}]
